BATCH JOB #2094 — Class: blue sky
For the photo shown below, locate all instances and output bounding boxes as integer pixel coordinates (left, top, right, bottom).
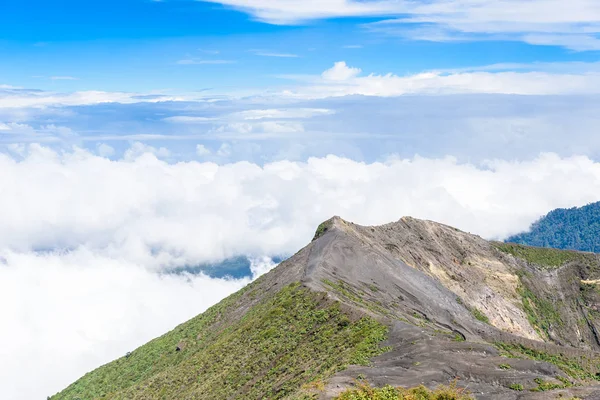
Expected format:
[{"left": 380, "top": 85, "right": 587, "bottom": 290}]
[
  {"left": 4, "top": 3, "right": 600, "bottom": 399},
  {"left": 3, "top": 0, "right": 600, "bottom": 93}
]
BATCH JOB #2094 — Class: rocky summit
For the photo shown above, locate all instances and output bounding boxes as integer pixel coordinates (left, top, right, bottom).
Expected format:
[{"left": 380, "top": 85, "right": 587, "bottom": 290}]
[{"left": 53, "top": 216, "right": 600, "bottom": 399}]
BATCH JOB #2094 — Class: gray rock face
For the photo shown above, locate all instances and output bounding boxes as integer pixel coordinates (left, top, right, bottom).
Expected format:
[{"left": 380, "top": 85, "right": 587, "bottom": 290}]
[{"left": 269, "top": 216, "right": 600, "bottom": 399}]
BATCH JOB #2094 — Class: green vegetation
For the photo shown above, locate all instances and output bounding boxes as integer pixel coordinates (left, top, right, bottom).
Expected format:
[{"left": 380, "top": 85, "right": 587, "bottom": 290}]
[
  {"left": 506, "top": 202, "right": 600, "bottom": 253},
  {"left": 518, "top": 285, "right": 562, "bottom": 339},
  {"left": 453, "top": 333, "right": 466, "bottom": 342},
  {"left": 494, "top": 242, "right": 597, "bottom": 269},
  {"left": 530, "top": 377, "right": 570, "bottom": 392},
  {"left": 322, "top": 279, "right": 393, "bottom": 318},
  {"left": 313, "top": 220, "right": 331, "bottom": 241},
  {"left": 334, "top": 381, "right": 473, "bottom": 400},
  {"left": 471, "top": 308, "right": 490, "bottom": 324},
  {"left": 499, "top": 363, "right": 511, "bottom": 370},
  {"left": 508, "top": 384, "right": 524, "bottom": 391},
  {"left": 52, "top": 283, "right": 390, "bottom": 400},
  {"left": 495, "top": 342, "right": 600, "bottom": 381}
]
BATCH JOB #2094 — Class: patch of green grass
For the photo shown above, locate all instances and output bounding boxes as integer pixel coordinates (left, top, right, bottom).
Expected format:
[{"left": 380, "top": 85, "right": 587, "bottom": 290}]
[
  {"left": 530, "top": 377, "right": 570, "bottom": 392},
  {"left": 471, "top": 308, "right": 490, "bottom": 324},
  {"left": 368, "top": 284, "right": 379, "bottom": 293},
  {"left": 51, "top": 283, "right": 391, "bottom": 400},
  {"left": 322, "top": 279, "right": 393, "bottom": 318},
  {"left": 495, "top": 342, "right": 600, "bottom": 381},
  {"left": 313, "top": 221, "right": 331, "bottom": 241},
  {"left": 453, "top": 333, "right": 466, "bottom": 342},
  {"left": 335, "top": 381, "right": 473, "bottom": 400},
  {"left": 508, "top": 383, "right": 524, "bottom": 391},
  {"left": 557, "top": 375, "right": 573, "bottom": 385},
  {"left": 499, "top": 363, "right": 511, "bottom": 370},
  {"left": 518, "top": 285, "right": 562, "bottom": 339},
  {"left": 494, "top": 243, "right": 596, "bottom": 269}
]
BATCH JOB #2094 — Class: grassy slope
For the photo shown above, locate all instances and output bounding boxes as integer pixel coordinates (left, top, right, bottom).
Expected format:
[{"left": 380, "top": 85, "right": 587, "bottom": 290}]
[
  {"left": 52, "top": 282, "right": 389, "bottom": 400},
  {"left": 494, "top": 242, "right": 600, "bottom": 369},
  {"left": 494, "top": 242, "right": 598, "bottom": 269}
]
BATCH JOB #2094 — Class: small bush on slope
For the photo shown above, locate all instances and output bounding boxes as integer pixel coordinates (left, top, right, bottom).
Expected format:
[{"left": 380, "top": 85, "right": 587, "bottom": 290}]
[
  {"left": 335, "top": 381, "right": 473, "bottom": 400},
  {"left": 52, "top": 283, "right": 389, "bottom": 400}
]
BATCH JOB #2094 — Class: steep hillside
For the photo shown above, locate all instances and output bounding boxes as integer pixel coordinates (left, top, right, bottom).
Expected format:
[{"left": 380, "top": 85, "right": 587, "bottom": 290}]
[
  {"left": 53, "top": 217, "right": 600, "bottom": 399},
  {"left": 507, "top": 201, "right": 600, "bottom": 252}
]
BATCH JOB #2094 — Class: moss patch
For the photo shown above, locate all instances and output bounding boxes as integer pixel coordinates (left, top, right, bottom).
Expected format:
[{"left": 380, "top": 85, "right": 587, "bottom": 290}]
[{"left": 51, "top": 283, "right": 390, "bottom": 400}]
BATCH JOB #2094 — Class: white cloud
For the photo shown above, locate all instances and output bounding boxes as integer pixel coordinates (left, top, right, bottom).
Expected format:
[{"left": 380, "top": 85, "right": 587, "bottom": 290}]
[
  {"left": 201, "top": 0, "right": 401, "bottom": 24},
  {"left": 162, "top": 108, "right": 332, "bottom": 139},
  {"left": 0, "top": 122, "right": 34, "bottom": 133},
  {"left": 163, "top": 116, "right": 217, "bottom": 124},
  {"left": 5, "top": 146, "right": 599, "bottom": 268},
  {"left": 367, "top": 1, "right": 600, "bottom": 51},
  {"left": 3, "top": 146, "right": 600, "bottom": 399},
  {"left": 282, "top": 61, "right": 600, "bottom": 98},
  {"left": 196, "top": 144, "right": 212, "bottom": 156},
  {"left": 0, "top": 89, "right": 187, "bottom": 109},
  {"left": 217, "top": 142, "right": 232, "bottom": 157},
  {"left": 0, "top": 249, "right": 256, "bottom": 400},
  {"left": 176, "top": 59, "right": 236, "bottom": 65},
  {"left": 200, "top": 0, "right": 600, "bottom": 50},
  {"left": 96, "top": 143, "right": 115, "bottom": 157},
  {"left": 50, "top": 76, "right": 79, "bottom": 81},
  {"left": 124, "top": 141, "right": 171, "bottom": 161},
  {"left": 5, "top": 60, "right": 600, "bottom": 117},
  {"left": 232, "top": 108, "right": 334, "bottom": 120},
  {"left": 214, "top": 121, "right": 305, "bottom": 136},
  {"left": 322, "top": 61, "right": 362, "bottom": 81},
  {"left": 251, "top": 50, "right": 300, "bottom": 58}
]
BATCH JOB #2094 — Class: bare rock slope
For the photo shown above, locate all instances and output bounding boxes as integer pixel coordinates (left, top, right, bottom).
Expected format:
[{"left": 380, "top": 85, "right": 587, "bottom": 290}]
[{"left": 303, "top": 216, "right": 600, "bottom": 399}]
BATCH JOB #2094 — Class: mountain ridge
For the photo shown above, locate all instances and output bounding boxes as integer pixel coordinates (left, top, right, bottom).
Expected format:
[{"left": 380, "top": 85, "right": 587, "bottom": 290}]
[{"left": 53, "top": 216, "right": 600, "bottom": 399}]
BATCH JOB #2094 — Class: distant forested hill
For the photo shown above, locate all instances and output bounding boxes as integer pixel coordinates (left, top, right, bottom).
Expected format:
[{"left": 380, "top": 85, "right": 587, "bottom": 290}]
[{"left": 506, "top": 202, "right": 600, "bottom": 253}]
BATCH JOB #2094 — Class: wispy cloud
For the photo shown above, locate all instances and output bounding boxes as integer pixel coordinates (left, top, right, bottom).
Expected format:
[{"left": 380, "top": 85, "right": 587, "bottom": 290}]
[
  {"left": 200, "top": 0, "right": 401, "bottom": 24},
  {"left": 250, "top": 50, "right": 300, "bottom": 58},
  {"left": 50, "top": 76, "right": 79, "bottom": 81},
  {"left": 199, "top": 49, "right": 221, "bottom": 55},
  {"left": 176, "top": 59, "right": 236, "bottom": 65},
  {"left": 200, "top": 0, "right": 600, "bottom": 51},
  {"left": 343, "top": 44, "right": 363, "bottom": 49},
  {"left": 163, "top": 116, "right": 217, "bottom": 123}
]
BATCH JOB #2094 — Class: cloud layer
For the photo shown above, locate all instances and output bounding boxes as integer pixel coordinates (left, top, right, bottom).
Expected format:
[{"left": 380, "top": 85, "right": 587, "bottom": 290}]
[{"left": 3, "top": 146, "right": 600, "bottom": 398}]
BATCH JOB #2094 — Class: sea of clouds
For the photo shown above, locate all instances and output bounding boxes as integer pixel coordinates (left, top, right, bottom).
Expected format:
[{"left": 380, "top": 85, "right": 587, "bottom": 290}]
[{"left": 2, "top": 145, "right": 600, "bottom": 398}]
